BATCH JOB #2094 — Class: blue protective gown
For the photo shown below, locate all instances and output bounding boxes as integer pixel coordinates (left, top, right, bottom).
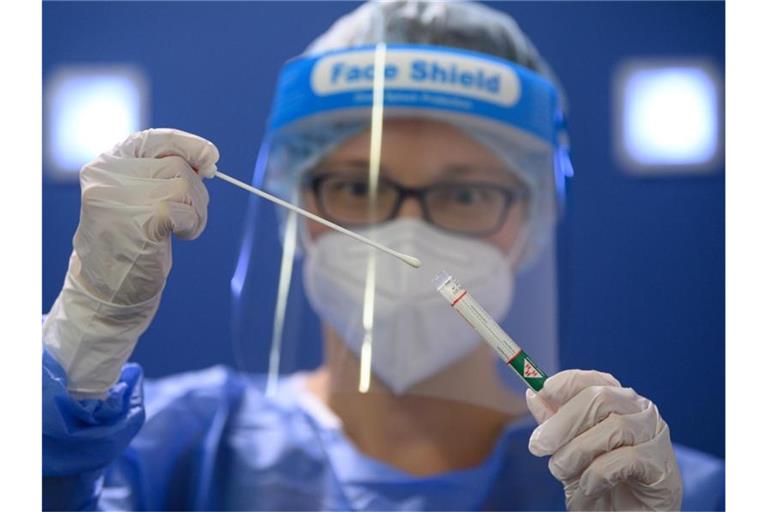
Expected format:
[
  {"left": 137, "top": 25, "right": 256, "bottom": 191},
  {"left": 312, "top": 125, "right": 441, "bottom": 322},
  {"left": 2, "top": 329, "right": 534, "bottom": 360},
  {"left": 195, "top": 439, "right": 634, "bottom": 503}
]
[{"left": 42, "top": 349, "right": 724, "bottom": 511}]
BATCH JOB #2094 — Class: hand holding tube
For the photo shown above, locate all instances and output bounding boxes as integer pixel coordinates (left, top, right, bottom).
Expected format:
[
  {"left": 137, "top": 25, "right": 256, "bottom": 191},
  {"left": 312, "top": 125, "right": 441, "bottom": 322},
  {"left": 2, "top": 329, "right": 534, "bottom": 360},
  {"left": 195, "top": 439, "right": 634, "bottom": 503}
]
[{"left": 526, "top": 370, "right": 682, "bottom": 511}]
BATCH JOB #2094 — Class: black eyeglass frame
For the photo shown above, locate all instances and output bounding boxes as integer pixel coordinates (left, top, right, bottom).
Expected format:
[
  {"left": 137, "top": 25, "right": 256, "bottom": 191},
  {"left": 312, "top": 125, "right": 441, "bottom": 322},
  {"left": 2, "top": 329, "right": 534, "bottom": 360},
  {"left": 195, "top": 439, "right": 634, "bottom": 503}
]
[{"left": 302, "top": 172, "right": 530, "bottom": 237}]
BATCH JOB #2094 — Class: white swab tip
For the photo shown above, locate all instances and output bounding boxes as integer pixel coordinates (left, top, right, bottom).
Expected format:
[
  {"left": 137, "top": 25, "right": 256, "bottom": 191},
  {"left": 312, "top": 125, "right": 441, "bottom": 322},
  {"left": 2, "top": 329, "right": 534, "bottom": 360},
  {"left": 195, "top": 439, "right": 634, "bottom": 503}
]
[{"left": 400, "top": 254, "right": 422, "bottom": 268}]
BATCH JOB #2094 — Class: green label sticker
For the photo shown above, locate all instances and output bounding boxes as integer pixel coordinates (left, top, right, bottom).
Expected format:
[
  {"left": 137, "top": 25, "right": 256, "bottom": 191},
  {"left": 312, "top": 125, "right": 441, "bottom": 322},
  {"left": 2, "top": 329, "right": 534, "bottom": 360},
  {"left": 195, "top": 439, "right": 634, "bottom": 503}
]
[{"left": 508, "top": 351, "right": 548, "bottom": 392}]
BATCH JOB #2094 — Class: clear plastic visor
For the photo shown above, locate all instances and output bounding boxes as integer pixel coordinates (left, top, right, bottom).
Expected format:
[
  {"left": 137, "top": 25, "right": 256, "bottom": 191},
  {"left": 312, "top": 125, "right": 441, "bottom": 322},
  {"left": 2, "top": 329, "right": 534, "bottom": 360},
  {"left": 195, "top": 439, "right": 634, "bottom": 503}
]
[{"left": 232, "top": 44, "right": 562, "bottom": 417}]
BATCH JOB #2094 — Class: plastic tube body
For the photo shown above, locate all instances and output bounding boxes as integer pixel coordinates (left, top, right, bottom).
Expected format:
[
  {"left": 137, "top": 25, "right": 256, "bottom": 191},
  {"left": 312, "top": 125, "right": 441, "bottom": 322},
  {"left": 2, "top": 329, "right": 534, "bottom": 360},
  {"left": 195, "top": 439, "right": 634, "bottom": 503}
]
[{"left": 434, "top": 271, "right": 548, "bottom": 391}]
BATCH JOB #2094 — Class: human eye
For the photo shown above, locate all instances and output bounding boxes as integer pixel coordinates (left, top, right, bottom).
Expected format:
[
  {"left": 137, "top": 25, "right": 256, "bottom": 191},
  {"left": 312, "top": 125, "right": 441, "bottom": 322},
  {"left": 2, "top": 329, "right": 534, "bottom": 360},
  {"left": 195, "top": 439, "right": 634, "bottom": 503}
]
[
  {"left": 320, "top": 175, "right": 381, "bottom": 209},
  {"left": 329, "top": 178, "right": 369, "bottom": 197},
  {"left": 445, "top": 184, "right": 494, "bottom": 205}
]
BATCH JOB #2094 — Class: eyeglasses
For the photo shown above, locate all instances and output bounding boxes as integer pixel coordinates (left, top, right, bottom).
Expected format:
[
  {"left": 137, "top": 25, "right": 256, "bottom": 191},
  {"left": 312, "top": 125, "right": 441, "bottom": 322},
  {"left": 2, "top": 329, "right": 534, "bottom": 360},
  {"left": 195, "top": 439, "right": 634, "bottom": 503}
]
[{"left": 303, "top": 172, "right": 529, "bottom": 236}]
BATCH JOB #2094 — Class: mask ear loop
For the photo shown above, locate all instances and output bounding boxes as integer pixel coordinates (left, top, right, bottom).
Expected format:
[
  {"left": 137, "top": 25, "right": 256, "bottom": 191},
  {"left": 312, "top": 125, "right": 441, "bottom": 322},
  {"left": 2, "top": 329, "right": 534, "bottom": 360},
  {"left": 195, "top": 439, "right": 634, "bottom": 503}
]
[
  {"left": 505, "top": 221, "right": 531, "bottom": 274},
  {"left": 296, "top": 208, "right": 315, "bottom": 257}
]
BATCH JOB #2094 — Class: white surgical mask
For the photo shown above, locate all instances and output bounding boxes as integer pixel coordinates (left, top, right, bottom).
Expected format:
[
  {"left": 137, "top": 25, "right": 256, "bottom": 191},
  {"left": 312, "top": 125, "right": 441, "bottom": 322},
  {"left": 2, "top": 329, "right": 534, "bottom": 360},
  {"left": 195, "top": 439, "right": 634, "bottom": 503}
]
[{"left": 302, "top": 218, "right": 516, "bottom": 393}]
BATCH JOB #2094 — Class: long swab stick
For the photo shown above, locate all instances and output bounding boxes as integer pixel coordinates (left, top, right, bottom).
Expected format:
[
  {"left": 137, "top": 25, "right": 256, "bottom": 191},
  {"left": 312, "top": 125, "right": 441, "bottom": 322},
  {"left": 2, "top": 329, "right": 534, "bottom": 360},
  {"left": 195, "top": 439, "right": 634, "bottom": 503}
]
[{"left": 211, "top": 170, "right": 422, "bottom": 269}]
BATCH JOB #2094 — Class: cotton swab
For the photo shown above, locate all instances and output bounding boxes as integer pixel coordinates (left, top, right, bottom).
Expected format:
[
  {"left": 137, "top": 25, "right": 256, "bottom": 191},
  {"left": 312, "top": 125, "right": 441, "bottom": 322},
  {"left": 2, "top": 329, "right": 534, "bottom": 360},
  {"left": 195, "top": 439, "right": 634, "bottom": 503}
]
[{"left": 209, "top": 169, "right": 422, "bottom": 269}]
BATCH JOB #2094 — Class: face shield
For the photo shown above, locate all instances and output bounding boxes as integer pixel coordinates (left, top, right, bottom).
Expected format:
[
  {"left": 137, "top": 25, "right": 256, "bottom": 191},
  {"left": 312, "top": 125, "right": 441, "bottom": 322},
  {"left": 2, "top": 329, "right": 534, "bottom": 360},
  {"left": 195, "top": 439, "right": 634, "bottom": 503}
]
[{"left": 231, "top": 43, "right": 571, "bottom": 416}]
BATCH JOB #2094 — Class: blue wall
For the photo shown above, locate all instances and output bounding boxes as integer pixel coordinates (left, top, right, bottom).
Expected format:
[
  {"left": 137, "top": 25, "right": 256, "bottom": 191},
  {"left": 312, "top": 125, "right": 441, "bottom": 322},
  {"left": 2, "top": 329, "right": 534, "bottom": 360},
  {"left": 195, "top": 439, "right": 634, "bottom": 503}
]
[{"left": 43, "top": 1, "right": 724, "bottom": 458}]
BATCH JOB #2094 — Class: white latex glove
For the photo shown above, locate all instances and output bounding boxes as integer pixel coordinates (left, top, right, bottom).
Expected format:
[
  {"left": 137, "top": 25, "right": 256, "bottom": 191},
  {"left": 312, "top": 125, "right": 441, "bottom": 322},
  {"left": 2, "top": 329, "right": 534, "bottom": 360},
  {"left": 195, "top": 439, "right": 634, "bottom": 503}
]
[
  {"left": 43, "top": 128, "right": 219, "bottom": 399},
  {"left": 526, "top": 370, "right": 682, "bottom": 511}
]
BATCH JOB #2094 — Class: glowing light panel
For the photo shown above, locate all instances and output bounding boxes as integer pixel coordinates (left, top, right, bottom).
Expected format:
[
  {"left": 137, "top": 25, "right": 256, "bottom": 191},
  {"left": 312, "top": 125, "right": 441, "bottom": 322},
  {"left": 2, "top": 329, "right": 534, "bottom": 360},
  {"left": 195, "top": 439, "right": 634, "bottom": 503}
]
[
  {"left": 618, "top": 63, "right": 719, "bottom": 170},
  {"left": 46, "top": 67, "right": 146, "bottom": 178}
]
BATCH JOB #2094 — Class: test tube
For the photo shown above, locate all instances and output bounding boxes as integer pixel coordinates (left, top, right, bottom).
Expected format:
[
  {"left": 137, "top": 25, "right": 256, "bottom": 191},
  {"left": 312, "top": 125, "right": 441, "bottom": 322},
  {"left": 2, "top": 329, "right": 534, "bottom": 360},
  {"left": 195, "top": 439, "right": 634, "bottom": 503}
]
[{"left": 434, "top": 271, "right": 548, "bottom": 392}]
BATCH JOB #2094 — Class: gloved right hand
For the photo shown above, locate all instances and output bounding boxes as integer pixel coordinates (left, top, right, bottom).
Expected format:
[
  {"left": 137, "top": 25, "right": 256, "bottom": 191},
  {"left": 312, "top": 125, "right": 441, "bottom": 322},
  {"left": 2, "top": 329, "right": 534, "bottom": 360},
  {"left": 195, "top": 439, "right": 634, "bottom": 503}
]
[
  {"left": 43, "top": 128, "right": 219, "bottom": 399},
  {"left": 526, "top": 370, "right": 682, "bottom": 511}
]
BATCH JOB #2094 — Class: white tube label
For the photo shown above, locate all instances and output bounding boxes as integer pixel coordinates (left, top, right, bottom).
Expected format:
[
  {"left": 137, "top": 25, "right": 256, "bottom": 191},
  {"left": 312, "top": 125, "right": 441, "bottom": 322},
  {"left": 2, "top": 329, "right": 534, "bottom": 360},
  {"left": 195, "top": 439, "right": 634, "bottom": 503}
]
[{"left": 436, "top": 272, "right": 548, "bottom": 391}]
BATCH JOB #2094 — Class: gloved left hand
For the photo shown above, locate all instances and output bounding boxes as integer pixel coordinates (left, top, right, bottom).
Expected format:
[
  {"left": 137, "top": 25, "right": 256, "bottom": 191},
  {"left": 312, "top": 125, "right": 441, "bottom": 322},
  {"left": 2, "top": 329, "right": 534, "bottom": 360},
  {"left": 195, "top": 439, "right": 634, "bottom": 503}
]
[
  {"left": 526, "top": 370, "right": 682, "bottom": 511},
  {"left": 43, "top": 128, "right": 217, "bottom": 400}
]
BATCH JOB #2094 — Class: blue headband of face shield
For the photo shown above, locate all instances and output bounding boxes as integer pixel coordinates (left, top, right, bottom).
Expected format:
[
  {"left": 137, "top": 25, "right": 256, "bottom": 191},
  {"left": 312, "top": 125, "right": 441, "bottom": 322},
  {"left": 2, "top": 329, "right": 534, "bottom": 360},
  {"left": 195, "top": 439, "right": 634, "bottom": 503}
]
[{"left": 263, "top": 43, "right": 572, "bottom": 205}]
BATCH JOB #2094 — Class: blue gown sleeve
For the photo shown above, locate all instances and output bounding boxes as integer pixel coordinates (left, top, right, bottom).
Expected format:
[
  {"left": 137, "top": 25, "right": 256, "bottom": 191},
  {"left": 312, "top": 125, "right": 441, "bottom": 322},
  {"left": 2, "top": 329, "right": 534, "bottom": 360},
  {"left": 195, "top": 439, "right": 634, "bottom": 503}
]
[
  {"left": 42, "top": 347, "right": 246, "bottom": 511},
  {"left": 42, "top": 349, "right": 146, "bottom": 511},
  {"left": 98, "top": 365, "right": 246, "bottom": 510}
]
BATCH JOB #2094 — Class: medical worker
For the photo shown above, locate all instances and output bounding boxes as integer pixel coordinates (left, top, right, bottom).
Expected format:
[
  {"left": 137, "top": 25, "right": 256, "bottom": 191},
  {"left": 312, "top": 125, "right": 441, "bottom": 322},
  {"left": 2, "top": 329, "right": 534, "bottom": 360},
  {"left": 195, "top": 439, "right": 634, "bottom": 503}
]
[{"left": 42, "top": 1, "right": 724, "bottom": 510}]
